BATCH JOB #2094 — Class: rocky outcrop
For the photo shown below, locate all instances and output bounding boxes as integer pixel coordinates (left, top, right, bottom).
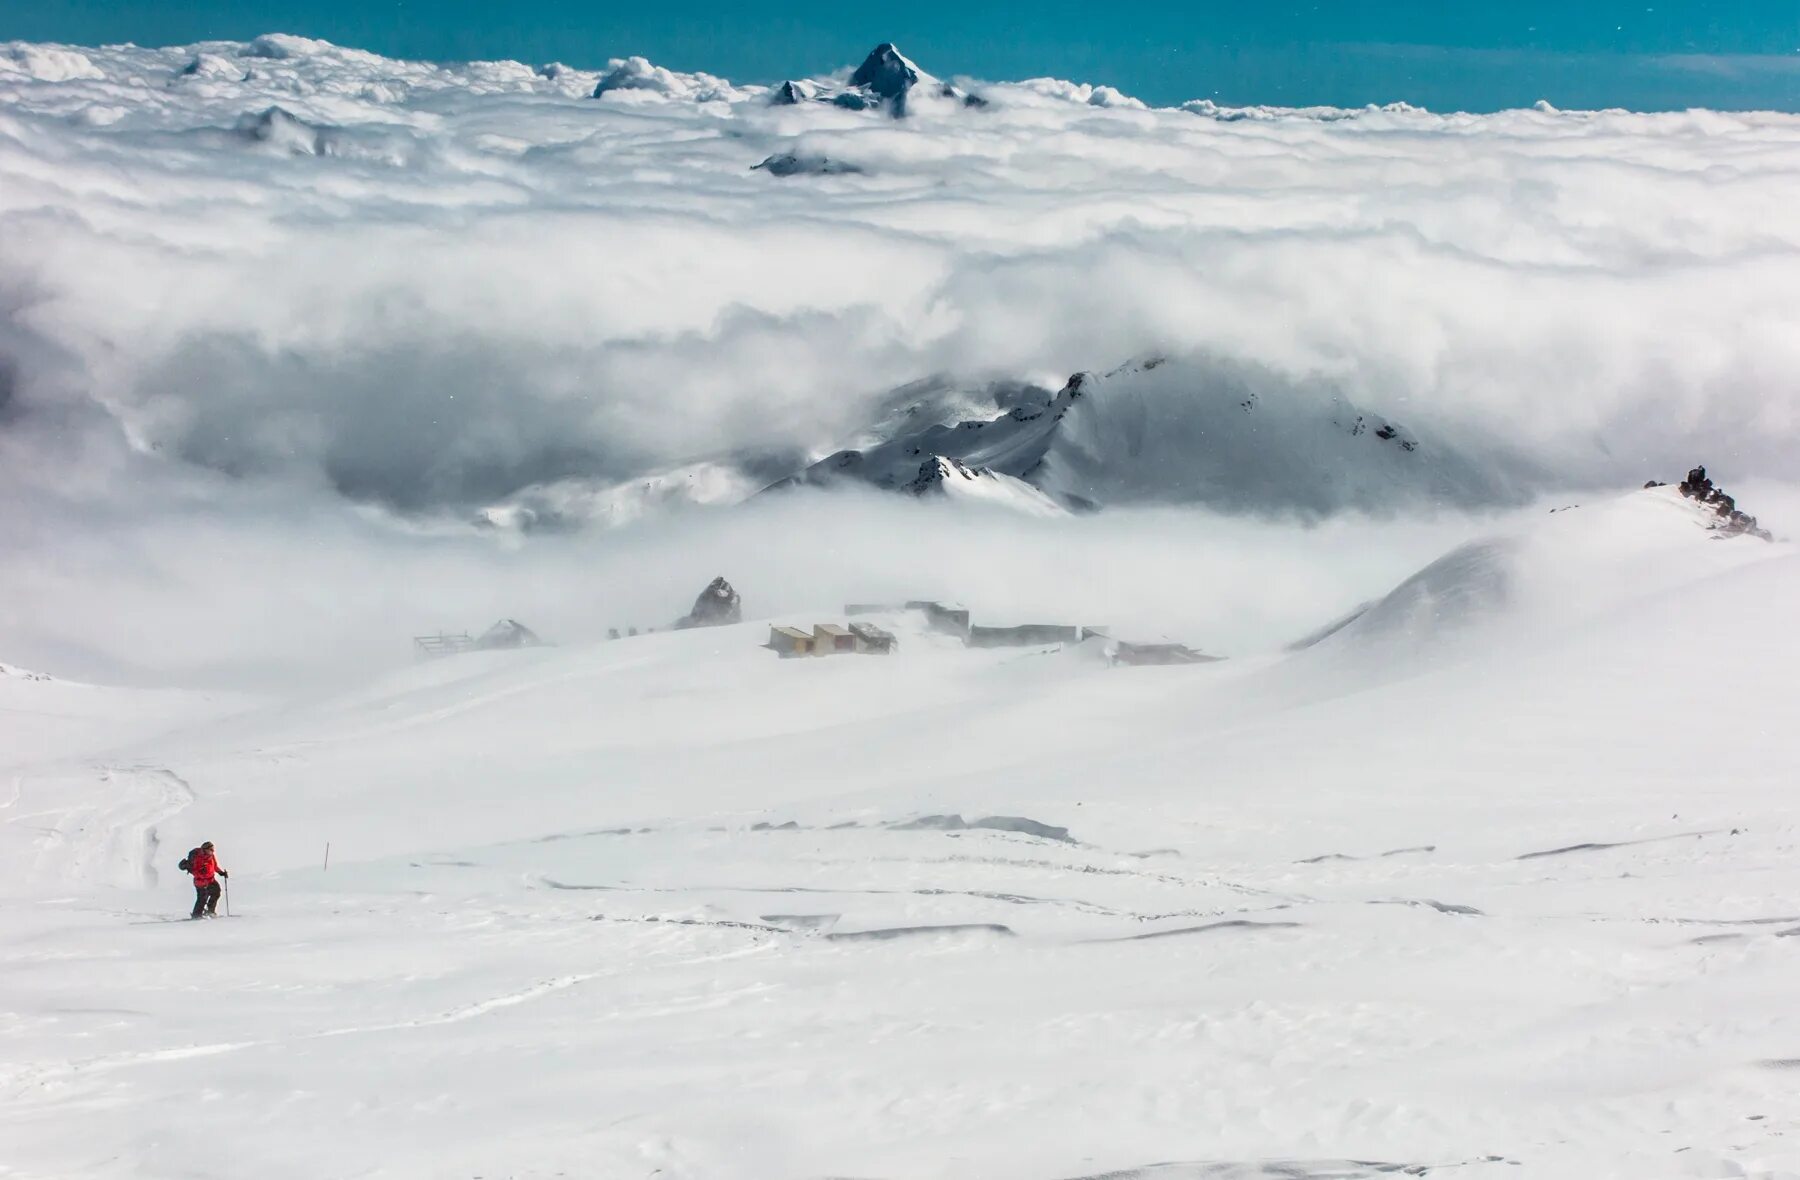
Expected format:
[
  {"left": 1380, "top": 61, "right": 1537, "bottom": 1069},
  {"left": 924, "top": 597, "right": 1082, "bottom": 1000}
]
[
  {"left": 1651, "top": 466, "right": 1772, "bottom": 540},
  {"left": 904, "top": 455, "right": 981, "bottom": 495},
  {"left": 675, "top": 576, "right": 742, "bottom": 629},
  {"left": 753, "top": 153, "right": 862, "bottom": 177},
  {"left": 904, "top": 456, "right": 1068, "bottom": 517}
]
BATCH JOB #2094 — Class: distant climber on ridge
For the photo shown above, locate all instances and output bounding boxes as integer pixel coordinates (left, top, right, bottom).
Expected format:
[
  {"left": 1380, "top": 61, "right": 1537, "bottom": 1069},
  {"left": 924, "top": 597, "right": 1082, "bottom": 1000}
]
[{"left": 179, "top": 841, "right": 229, "bottom": 919}]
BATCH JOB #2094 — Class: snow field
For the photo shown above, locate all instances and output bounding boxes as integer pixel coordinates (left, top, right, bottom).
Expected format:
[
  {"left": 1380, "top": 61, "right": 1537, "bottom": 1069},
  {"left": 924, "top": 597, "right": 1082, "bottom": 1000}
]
[{"left": 2, "top": 491, "right": 1797, "bottom": 1178}]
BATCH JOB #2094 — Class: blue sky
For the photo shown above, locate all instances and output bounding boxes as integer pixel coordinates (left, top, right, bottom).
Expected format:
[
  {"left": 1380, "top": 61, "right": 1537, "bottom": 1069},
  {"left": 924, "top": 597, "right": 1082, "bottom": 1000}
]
[{"left": 8, "top": 1, "right": 1800, "bottom": 110}]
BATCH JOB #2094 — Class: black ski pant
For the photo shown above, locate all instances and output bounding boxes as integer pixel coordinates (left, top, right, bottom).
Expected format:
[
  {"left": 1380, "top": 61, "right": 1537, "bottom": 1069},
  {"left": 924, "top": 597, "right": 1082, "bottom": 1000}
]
[{"left": 192, "top": 881, "right": 221, "bottom": 917}]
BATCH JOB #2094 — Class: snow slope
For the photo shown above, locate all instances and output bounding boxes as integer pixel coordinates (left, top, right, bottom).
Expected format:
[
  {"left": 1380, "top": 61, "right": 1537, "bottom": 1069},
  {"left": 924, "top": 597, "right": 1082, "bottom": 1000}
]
[
  {"left": 770, "top": 356, "right": 1519, "bottom": 517},
  {"left": 2, "top": 489, "right": 1796, "bottom": 1179},
  {"left": 0, "top": 662, "right": 248, "bottom": 770},
  {"left": 906, "top": 455, "right": 1068, "bottom": 517},
  {"left": 1029, "top": 358, "right": 1526, "bottom": 513}
]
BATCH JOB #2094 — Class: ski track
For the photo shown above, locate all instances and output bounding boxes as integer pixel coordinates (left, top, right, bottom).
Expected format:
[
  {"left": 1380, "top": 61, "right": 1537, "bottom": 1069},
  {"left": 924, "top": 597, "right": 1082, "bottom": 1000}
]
[{"left": 4, "top": 764, "right": 197, "bottom": 892}]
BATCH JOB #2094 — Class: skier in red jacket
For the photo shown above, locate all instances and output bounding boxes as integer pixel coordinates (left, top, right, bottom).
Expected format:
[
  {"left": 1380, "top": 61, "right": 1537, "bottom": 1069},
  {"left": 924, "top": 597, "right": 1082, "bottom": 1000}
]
[{"left": 182, "top": 841, "right": 229, "bottom": 919}]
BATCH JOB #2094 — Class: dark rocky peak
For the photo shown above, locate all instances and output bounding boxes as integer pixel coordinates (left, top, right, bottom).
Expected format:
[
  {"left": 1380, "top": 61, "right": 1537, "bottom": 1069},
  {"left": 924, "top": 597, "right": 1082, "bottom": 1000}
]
[
  {"left": 771, "top": 80, "right": 814, "bottom": 105},
  {"left": 675, "top": 576, "right": 743, "bottom": 629},
  {"left": 848, "top": 43, "right": 922, "bottom": 100}
]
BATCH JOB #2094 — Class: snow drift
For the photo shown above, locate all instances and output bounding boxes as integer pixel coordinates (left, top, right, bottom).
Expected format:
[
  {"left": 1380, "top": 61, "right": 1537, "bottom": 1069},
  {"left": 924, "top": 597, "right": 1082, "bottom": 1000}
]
[{"left": 1301, "top": 484, "right": 1782, "bottom": 682}]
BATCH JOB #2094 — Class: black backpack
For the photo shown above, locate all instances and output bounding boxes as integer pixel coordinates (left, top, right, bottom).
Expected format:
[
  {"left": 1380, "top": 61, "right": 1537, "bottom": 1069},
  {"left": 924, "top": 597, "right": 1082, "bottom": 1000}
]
[{"left": 178, "top": 847, "right": 199, "bottom": 872}]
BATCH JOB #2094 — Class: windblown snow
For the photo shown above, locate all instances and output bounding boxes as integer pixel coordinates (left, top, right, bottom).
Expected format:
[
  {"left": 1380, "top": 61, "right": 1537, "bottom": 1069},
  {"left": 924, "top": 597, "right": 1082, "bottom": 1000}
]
[
  {"left": 3, "top": 488, "right": 1798, "bottom": 1179},
  {"left": 3, "top": 31, "right": 1800, "bottom": 1180}
]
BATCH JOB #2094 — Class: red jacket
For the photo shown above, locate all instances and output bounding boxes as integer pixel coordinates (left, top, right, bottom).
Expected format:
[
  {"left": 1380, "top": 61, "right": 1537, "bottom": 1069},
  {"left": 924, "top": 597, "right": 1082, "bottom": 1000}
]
[{"left": 188, "top": 848, "right": 221, "bottom": 887}]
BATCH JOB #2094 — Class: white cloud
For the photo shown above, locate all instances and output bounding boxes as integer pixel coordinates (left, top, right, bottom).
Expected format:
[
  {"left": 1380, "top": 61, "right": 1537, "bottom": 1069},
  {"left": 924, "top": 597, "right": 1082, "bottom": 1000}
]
[
  {"left": 0, "top": 43, "right": 105, "bottom": 83},
  {"left": 2, "top": 35, "right": 1799, "bottom": 681},
  {"left": 591, "top": 55, "right": 760, "bottom": 103}
]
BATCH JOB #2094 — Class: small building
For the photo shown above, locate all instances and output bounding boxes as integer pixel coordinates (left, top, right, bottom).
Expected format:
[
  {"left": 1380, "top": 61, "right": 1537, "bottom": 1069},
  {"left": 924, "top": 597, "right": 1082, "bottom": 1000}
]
[
  {"left": 813, "top": 624, "right": 856, "bottom": 655},
  {"left": 1111, "top": 640, "right": 1221, "bottom": 667},
  {"left": 849, "top": 622, "right": 898, "bottom": 654},
  {"left": 845, "top": 603, "right": 898, "bottom": 616},
  {"left": 968, "top": 623, "right": 1083, "bottom": 649},
  {"left": 413, "top": 632, "right": 474, "bottom": 659},
  {"left": 767, "top": 625, "right": 814, "bottom": 658},
  {"left": 905, "top": 600, "right": 972, "bottom": 639},
  {"left": 475, "top": 619, "right": 543, "bottom": 650}
]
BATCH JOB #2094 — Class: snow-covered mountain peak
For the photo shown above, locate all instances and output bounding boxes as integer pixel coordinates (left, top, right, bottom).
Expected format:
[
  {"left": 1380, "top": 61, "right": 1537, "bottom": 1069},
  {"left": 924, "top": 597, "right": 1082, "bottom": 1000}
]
[
  {"left": 904, "top": 455, "right": 1068, "bottom": 517},
  {"left": 0, "top": 661, "right": 54, "bottom": 682},
  {"left": 763, "top": 40, "right": 983, "bottom": 116},
  {"left": 847, "top": 43, "right": 927, "bottom": 99}
]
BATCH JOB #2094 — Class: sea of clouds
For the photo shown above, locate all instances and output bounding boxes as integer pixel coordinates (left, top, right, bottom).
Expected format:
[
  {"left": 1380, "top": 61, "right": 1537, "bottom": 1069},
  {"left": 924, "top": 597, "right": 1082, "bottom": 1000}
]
[{"left": 3, "top": 33, "right": 1798, "bottom": 684}]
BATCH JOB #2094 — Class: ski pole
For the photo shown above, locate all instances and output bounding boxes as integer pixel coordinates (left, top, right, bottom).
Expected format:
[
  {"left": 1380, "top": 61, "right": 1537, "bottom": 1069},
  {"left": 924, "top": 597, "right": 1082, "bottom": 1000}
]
[{"left": 224, "top": 877, "right": 231, "bottom": 917}]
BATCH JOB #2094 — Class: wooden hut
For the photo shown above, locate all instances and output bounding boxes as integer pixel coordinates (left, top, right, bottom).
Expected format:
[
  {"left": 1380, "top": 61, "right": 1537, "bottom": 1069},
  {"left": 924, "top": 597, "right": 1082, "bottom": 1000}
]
[
  {"left": 767, "top": 625, "right": 814, "bottom": 657},
  {"left": 813, "top": 624, "right": 856, "bottom": 655}
]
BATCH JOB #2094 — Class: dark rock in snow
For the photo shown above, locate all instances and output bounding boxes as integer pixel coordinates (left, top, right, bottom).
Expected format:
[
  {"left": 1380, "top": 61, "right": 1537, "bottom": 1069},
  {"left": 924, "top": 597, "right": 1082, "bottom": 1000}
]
[
  {"left": 891, "top": 813, "right": 968, "bottom": 832},
  {"left": 770, "top": 80, "right": 812, "bottom": 105},
  {"left": 1671, "top": 464, "right": 1772, "bottom": 541},
  {"left": 1341, "top": 413, "right": 1419, "bottom": 452},
  {"left": 827, "top": 923, "right": 1015, "bottom": 942},
  {"left": 904, "top": 456, "right": 980, "bottom": 495},
  {"left": 753, "top": 153, "right": 862, "bottom": 177},
  {"left": 971, "top": 815, "right": 1074, "bottom": 842},
  {"left": 888, "top": 814, "right": 1074, "bottom": 842},
  {"left": 675, "top": 576, "right": 742, "bottom": 629}
]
